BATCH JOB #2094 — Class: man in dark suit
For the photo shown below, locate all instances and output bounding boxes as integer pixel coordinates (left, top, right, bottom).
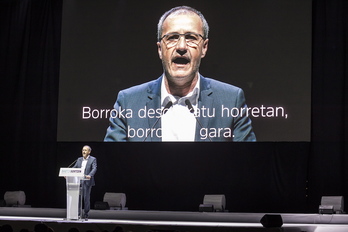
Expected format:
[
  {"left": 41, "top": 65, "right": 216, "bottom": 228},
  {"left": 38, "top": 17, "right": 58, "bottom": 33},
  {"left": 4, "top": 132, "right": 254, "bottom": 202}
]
[
  {"left": 104, "top": 6, "right": 256, "bottom": 142},
  {"left": 73, "top": 145, "right": 97, "bottom": 220}
]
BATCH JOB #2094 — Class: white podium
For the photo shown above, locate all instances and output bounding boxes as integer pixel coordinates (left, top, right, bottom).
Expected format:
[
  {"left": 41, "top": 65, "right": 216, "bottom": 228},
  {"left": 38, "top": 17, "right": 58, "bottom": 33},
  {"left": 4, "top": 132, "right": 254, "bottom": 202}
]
[{"left": 59, "top": 168, "right": 84, "bottom": 220}]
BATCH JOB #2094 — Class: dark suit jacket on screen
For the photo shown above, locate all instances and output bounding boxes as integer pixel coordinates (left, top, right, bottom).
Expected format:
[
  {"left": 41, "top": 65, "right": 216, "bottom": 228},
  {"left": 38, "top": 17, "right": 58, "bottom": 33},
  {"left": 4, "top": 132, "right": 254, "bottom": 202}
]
[{"left": 104, "top": 75, "right": 256, "bottom": 142}]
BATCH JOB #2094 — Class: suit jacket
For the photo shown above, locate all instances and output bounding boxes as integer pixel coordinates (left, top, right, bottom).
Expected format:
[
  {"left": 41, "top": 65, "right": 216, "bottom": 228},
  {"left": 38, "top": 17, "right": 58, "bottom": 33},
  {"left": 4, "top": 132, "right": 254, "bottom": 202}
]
[
  {"left": 73, "top": 156, "right": 97, "bottom": 186},
  {"left": 104, "top": 75, "right": 256, "bottom": 142}
]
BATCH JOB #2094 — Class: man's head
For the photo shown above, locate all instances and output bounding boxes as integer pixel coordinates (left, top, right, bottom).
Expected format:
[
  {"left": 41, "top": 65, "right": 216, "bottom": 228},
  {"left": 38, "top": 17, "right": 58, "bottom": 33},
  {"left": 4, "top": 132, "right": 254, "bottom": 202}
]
[
  {"left": 157, "top": 6, "right": 209, "bottom": 41},
  {"left": 82, "top": 145, "right": 91, "bottom": 159},
  {"left": 157, "top": 6, "right": 209, "bottom": 96}
]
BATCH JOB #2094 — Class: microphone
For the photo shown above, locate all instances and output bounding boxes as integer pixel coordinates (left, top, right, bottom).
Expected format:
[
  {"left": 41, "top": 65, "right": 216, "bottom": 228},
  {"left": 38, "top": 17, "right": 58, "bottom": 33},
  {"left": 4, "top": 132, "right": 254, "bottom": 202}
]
[
  {"left": 162, "top": 101, "right": 173, "bottom": 115},
  {"left": 185, "top": 99, "right": 195, "bottom": 113},
  {"left": 185, "top": 99, "right": 212, "bottom": 142},
  {"left": 67, "top": 158, "right": 78, "bottom": 168},
  {"left": 143, "top": 101, "right": 173, "bottom": 141}
]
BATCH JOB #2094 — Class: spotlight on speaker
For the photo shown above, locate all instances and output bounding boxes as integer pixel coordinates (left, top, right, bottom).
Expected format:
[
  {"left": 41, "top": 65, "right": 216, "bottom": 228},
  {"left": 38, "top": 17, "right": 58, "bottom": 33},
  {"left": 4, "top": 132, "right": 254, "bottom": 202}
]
[
  {"left": 319, "top": 196, "right": 344, "bottom": 214},
  {"left": 260, "top": 214, "right": 283, "bottom": 228},
  {"left": 199, "top": 194, "right": 226, "bottom": 212}
]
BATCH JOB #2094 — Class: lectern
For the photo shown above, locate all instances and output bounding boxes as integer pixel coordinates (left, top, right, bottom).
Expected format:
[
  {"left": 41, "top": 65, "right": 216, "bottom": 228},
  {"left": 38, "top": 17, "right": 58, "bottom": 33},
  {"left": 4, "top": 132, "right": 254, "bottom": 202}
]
[{"left": 59, "top": 168, "right": 84, "bottom": 220}]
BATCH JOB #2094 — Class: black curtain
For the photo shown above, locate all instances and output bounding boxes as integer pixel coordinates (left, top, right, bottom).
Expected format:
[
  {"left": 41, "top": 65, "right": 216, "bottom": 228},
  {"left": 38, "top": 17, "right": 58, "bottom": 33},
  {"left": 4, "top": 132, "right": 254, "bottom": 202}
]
[
  {"left": 0, "top": 0, "right": 62, "bottom": 206},
  {"left": 0, "top": 0, "right": 347, "bottom": 211},
  {"left": 307, "top": 0, "right": 348, "bottom": 211}
]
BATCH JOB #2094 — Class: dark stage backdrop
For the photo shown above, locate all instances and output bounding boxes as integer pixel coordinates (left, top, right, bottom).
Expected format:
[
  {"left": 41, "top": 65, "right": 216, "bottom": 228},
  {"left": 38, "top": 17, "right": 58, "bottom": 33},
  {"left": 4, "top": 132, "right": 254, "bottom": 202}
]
[{"left": 0, "top": 0, "right": 347, "bottom": 213}]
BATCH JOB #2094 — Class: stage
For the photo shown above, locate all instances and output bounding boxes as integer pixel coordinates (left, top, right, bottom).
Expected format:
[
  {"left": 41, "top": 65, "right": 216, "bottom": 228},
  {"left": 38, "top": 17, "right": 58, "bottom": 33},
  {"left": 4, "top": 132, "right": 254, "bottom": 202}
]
[{"left": 1, "top": 207, "right": 348, "bottom": 232}]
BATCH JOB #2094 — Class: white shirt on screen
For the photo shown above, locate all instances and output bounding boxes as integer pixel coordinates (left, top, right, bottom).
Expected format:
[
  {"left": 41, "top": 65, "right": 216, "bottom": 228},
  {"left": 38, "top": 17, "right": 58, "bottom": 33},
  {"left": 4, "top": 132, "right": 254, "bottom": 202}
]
[{"left": 161, "top": 76, "right": 200, "bottom": 141}]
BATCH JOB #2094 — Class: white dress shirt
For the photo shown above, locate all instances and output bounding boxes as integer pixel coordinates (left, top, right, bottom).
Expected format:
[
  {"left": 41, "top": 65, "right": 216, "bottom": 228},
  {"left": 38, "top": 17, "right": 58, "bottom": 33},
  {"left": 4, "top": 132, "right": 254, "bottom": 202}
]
[
  {"left": 81, "top": 155, "right": 89, "bottom": 174},
  {"left": 161, "top": 76, "right": 200, "bottom": 141}
]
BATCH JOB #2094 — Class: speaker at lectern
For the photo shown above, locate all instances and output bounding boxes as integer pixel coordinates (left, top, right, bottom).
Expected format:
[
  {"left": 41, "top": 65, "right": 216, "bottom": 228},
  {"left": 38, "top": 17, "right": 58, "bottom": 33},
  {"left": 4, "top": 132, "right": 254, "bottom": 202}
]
[{"left": 59, "top": 168, "right": 84, "bottom": 220}]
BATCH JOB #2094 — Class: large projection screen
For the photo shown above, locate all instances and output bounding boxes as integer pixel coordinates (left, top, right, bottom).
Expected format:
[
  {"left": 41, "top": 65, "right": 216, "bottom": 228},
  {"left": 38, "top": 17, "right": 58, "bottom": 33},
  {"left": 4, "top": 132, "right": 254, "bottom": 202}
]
[{"left": 58, "top": 0, "right": 311, "bottom": 142}]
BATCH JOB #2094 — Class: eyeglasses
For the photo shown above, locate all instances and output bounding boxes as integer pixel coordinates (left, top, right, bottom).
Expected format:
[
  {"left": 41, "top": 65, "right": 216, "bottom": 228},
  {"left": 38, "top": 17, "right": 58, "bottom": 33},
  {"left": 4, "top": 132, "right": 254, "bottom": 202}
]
[{"left": 159, "top": 32, "right": 205, "bottom": 48}]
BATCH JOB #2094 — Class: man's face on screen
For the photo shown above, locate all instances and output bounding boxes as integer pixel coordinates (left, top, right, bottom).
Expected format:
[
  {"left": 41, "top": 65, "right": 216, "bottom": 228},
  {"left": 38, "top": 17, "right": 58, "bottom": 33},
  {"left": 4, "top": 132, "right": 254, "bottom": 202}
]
[{"left": 157, "top": 13, "right": 208, "bottom": 92}]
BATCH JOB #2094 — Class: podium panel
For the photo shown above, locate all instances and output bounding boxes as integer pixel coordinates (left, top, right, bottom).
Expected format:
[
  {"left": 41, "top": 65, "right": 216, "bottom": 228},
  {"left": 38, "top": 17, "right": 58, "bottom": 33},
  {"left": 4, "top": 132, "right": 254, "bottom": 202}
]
[{"left": 59, "top": 168, "right": 84, "bottom": 220}]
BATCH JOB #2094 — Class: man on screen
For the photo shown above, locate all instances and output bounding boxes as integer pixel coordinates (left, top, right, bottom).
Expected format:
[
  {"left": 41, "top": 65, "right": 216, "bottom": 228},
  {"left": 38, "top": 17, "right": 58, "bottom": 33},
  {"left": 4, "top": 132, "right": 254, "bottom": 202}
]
[
  {"left": 72, "top": 145, "right": 97, "bottom": 220},
  {"left": 104, "top": 6, "right": 256, "bottom": 142}
]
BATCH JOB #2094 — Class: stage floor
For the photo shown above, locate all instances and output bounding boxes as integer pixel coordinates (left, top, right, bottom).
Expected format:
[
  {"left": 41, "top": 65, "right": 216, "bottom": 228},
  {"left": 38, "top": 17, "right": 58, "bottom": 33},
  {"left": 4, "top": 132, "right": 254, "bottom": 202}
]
[{"left": 1, "top": 207, "right": 348, "bottom": 232}]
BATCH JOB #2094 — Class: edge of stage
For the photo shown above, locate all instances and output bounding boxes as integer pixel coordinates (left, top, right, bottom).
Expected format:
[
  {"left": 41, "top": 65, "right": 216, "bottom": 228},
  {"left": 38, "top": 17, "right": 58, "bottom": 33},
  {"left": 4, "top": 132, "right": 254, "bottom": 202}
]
[{"left": 1, "top": 207, "right": 348, "bottom": 232}]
